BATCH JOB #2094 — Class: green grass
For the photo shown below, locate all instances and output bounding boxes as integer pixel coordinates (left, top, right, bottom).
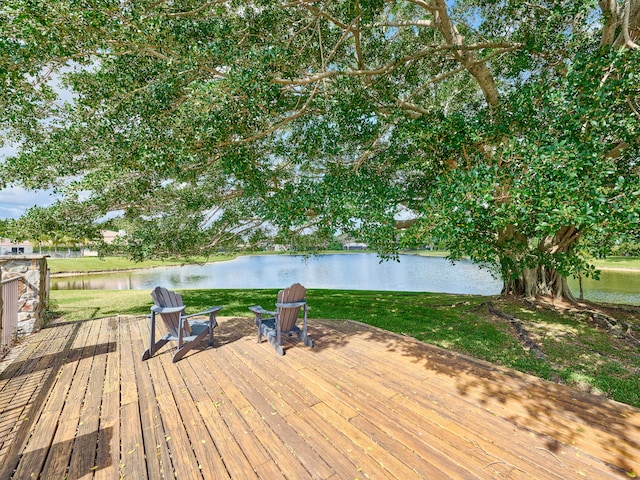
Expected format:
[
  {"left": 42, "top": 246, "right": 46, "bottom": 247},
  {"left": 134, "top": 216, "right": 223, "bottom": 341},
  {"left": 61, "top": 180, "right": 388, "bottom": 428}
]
[
  {"left": 406, "top": 250, "right": 450, "bottom": 257},
  {"left": 48, "top": 254, "right": 237, "bottom": 273},
  {"left": 48, "top": 287, "right": 640, "bottom": 408},
  {"left": 494, "top": 299, "right": 640, "bottom": 407},
  {"left": 592, "top": 256, "right": 640, "bottom": 270}
]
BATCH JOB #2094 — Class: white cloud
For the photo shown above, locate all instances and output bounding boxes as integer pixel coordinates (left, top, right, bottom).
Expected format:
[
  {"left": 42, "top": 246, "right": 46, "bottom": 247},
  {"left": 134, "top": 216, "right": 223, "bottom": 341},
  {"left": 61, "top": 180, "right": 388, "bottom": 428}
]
[
  {"left": 1, "top": 144, "right": 56, "bottom": 219},
  {"left": 0, "top": 186, "right": 56, "bottom": 219}
]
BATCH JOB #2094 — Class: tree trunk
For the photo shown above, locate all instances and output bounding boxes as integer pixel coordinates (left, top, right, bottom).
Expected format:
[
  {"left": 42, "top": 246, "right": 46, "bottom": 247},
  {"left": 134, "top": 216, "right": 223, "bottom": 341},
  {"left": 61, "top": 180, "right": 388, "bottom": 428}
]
[
  {"left": 497, "top": 225, "right": 582, "bottom": 302},
  {"left": 502, "top": 264, "right": 576, "bottom": 302}
]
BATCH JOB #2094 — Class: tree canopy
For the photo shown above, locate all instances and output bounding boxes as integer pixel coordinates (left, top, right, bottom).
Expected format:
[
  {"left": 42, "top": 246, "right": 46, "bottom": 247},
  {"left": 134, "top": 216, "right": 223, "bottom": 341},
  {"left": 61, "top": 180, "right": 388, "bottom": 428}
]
[{"left": 1, "top": 0, "right": 639, "bottom": 299}]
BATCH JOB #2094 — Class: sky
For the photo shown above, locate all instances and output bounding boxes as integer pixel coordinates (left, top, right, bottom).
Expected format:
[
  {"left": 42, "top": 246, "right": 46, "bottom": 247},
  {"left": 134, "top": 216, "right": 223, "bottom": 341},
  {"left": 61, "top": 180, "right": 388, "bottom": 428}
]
[
  {"left": 0, "top": 143, "right": 56, "bottom": 220},
  {"left": 0, "top": 66, "right": 79, "bottom": 220},
  {"left": 0, "top": 185, "right": 56, "bottom": 220}
]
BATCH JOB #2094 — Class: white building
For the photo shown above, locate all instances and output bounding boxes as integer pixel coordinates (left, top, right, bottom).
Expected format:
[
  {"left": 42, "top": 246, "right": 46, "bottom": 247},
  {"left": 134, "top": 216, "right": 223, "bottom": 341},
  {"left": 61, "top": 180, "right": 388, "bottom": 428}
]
[
  {"left": 343, "top": 242, "right": 367, "bottom": 250},
  {"left": 0, "top": 239, "right": 34, "bottom": 255}
]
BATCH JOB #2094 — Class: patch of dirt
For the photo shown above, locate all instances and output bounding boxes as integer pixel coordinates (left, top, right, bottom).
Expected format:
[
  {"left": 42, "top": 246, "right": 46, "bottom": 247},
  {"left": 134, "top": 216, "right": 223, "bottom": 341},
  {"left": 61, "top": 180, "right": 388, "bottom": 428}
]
[{"left": 528, "top": 296, "right": 640, "bottom": 348}]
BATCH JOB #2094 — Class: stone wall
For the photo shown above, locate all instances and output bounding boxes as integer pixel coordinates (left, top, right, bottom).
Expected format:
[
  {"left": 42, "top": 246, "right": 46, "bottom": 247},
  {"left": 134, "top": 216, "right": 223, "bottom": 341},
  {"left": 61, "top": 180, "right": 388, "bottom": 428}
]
[{"left": 0, "top": 255, "right": 49, "bottom": 336}]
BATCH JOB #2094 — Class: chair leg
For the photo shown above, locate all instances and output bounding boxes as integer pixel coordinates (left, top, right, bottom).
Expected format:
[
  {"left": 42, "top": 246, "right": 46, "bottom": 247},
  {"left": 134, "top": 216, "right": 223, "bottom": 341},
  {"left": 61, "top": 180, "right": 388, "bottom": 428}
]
[
  {"left": 255, "top": 314, "right": 263, "bottom": 343},
  {"left": 299, "top": 306, "right": 313, "bottom": 347},
  {"left": 141, "top": 338, "right": 170, "bottom": 361},
  {"left": 172, "top": 329, "right": 211, "bottom": 363},
  {"left": 298, "top": 330, "right": 313, "bottom": 348},
  {"left": 266, "top": 330, "right": 284, "bottom": 356},
  {"left": 172, "top": 346, "right": 189, "bottom": 363},
  {"left": 208, "top": 312, "right": 218, "bottom": 346},
  {"left": 275, "top": 313, "right": 282, "bottom": 348}
]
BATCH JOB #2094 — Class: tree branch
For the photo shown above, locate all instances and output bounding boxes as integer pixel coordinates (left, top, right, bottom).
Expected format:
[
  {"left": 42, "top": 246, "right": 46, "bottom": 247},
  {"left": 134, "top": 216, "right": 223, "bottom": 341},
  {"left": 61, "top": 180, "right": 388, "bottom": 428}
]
[
  {"left": 275, "top": 41, "right": 512, "bottom": 86},
  {"left": 323, "top": 15, "right": 364, "bottom": 71},
  {"left": 353, "top": 12, "right": 365, "bottom": 70},
  {"left": 599, "top": 0, "right": 620, "bottom": 47},
  {"left": 214, "top": 81, "right": 321, "bottom": 151},
  {"left": 283, "top": 1, "right": 349, "bottom": 30},
  {"left": 605, "top": 141, "right": 629, "bottom": 158},
  {"left": 354, "top": 126, "right": 389, "bottom": 171},
  {"left": 622, "top": 0, "right": 640, "bottom": 48},
  {"left": 104, "top": 40, "right": 174, "bottom": 61},
  {"left": 627, "top": 96, "right": 640, "bottom": 120},
  {"left": 401, "top": 45, "right": 519, "bottom": 112},
  {"left": 372, "top": 19, "right": 434, "bottom": 28},
  {"left": 430, "top": 0, "right": 501, "bottom": 109},
  {"left": 394, "top": 99, "right": 432, "bottom": 117},
  {"left": 273, "top": 59, "right": 403, "bottom": 85},
  {"left": 405, "top": 0, "right": 438, "bottom": 13}
]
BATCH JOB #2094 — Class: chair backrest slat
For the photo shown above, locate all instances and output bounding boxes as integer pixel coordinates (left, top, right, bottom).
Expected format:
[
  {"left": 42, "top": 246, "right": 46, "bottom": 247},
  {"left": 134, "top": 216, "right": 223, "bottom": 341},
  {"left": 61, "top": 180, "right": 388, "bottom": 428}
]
[
  {"left": 277, "top": 283, "right": 306, "bottom": 332},
  {"left": 151, "top": 286, "right": 186, "bottom": 337}
]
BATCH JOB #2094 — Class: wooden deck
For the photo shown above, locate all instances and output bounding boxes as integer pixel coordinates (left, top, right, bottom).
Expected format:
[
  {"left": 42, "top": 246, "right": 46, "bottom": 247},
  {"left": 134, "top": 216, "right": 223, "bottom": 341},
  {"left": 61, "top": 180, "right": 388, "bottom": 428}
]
[{"left": 0, "top": 314, "right": 638, "bottom": 479}]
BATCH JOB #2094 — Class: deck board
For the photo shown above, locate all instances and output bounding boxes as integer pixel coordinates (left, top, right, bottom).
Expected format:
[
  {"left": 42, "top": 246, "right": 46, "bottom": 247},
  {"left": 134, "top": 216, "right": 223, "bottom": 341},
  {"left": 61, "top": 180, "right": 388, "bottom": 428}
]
[
  {"left": 0, "top": 323, "right": 74, "bottom": 466},
  {"left": 94, "top": 318, "right": 120, "bottom": 480},
  {"left": 0, "top": 314, "right": 638, "bottom": 479}
]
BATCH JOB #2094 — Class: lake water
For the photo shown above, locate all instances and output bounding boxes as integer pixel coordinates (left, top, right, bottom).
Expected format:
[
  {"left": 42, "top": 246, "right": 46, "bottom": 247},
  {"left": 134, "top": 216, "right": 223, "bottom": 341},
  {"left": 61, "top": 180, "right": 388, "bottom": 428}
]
[
  {"left": 51, "top": 254, "right": 502, "bottom": 295},
  {"left": 50, "top": 253, "right": 640, "bottom": 305},
  {"left": 567, "top": 270, "right": 640, "bottom": 306}
]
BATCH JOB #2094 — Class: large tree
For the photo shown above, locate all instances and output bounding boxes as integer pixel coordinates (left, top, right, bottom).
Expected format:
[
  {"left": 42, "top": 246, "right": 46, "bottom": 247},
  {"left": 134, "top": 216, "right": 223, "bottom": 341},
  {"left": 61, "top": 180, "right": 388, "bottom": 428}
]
[{"left": 1, "top": 1, "right": 639, "bottom": 299}]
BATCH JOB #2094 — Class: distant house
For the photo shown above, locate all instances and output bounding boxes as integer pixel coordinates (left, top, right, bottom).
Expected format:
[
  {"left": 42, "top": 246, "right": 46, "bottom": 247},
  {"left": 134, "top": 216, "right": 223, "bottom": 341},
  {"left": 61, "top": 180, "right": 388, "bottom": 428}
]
[
  {"left": 83, "top": 230, "right": 125, "bottom": 256},
  {"left": 101, "top": 230, "right": 122, "bottom": 244},
  {"left": 343, "top": 242, "right": 367, "bottom": 250},
  {"left": 0, "top": 239, "right": 34, "bottom": 255}
]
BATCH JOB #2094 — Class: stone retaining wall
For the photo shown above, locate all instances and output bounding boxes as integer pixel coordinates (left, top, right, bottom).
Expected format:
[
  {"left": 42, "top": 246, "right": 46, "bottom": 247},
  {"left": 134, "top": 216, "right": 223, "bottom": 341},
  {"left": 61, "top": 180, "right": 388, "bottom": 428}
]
[{"left": 0, "top": 255, "right": 49, "bottom": 336}]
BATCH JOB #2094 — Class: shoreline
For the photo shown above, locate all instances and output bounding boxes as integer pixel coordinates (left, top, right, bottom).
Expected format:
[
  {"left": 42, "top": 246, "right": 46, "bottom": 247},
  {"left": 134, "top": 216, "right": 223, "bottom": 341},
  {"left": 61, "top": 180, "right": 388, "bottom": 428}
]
[
  {"left": 51, "top": 266, "right": 640, "bottom": 279},
  {"left": 48, "top": 257, "right": 237, "bottom": 277},
  {"left": 50, "top": 264, "right": 205, "bottom": 277},
  {"left": 50, "top": 262, "right": 640, "bottom": 278},
  {"left": 594, "top": 266, "right": 640, "bottom": 272}
]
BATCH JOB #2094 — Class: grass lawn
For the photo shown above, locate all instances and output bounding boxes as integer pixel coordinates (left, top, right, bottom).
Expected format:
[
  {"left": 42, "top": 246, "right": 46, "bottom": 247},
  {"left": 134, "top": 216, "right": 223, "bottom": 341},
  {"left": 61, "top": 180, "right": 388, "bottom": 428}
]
[
  {"left": 47, "top": 254, "right": 237, "bottom": 273},
  {"left": 48, "top": 287, "right": 640, "bottom": 408},
  {"left": 592, "top": 256, "right": 640, "bottom": 270}
]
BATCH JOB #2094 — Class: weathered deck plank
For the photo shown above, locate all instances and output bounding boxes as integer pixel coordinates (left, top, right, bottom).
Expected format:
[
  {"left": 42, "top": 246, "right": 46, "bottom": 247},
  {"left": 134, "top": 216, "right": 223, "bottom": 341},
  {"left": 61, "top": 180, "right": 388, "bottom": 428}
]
[
  {"left": 330, "top": 333, "right": 606, "bottom": 478},
  {"left": 0, "top": 314, "right": 638, "bottom": 479},
  {"left": 0, "top": 323, "right": 76, "bottom": 468},
  {"left": 186, "top": 357, "right": 265, "bottom": 478},
  {"left": 42, "top": 319, "right": 100, "bottom": 478},
  {"left": 119, "top": 316, "right": 149, "bottom": 480},
  {"left": 94, "top": 318, "right": 120, "bottom": 480},
  {"left": 130, "top": 314, "right": 176, "bottom": 480},
  {"left": 67, "top": 317, "right": 112, "bottom": 479}
]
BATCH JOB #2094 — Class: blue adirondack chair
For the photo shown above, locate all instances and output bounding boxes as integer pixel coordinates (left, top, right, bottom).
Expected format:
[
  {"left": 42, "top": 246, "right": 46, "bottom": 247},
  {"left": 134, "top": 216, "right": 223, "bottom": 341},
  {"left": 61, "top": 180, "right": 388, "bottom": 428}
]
[
  {"left": 142, "top": 286, "right": 222, "bottom": 363},
  {"left": 249, "top": 283, "right": 313, "bottom": 355}
]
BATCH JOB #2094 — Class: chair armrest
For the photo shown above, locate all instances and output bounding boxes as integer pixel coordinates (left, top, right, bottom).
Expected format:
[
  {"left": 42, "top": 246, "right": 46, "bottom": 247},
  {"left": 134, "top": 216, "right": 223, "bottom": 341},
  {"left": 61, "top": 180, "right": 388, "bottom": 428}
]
[
  {"left": 275, "top": 301, "right": 307, "bottom": 309},
  {"left": 151, "top": 305, "right": 185, "bottom": 314},
  {"left": 184, "top": 306, "right": 223, "bottom": 318},
  {"left": 249, "top": 305, "right": 276, "bottom": 316}
]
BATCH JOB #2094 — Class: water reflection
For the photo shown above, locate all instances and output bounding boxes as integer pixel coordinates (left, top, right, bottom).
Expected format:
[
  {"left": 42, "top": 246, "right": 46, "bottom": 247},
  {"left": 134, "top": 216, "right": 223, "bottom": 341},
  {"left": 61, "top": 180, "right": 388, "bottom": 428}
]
[
  {"left": 50, "top": 253, "right": 640, "bottom": 306},
  {"left": 52, "top": 254, "right": 502, "bottom": 295},
  {"left": 567, "top": 270, "right": 640, "bottom": 306}
]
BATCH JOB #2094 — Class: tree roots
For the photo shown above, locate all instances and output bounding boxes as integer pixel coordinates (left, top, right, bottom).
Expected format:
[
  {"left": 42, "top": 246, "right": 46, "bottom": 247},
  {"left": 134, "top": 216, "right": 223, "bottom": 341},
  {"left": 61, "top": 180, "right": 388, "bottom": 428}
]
[
  {"left": 487, "top": 302, "right": 547, "bottom": 359},
  {"left": 521, "top": 295, "right": 640, "bottom": 349}
]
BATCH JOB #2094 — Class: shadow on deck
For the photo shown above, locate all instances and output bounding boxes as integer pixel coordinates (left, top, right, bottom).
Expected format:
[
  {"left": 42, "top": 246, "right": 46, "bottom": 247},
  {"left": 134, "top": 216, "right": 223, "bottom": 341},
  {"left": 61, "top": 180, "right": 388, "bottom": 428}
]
[{"left": 0, "top": 315, "right": 638, "bottom": 479}]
